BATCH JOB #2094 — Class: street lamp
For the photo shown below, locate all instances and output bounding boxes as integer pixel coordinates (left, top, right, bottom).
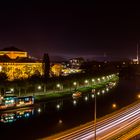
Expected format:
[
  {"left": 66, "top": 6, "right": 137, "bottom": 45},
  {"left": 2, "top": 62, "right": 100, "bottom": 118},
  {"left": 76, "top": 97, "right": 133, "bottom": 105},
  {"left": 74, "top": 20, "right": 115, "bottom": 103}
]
[
  {"left": 102, "top": 90, "right": 105, "bottom": 94},
  {"left": 97, "top": 78, "right": 100, "bottom": 83},
  {"left": 85, "top": 80, "right": 89, "bottom": 84},
  {"left": 56, "top": 84, "right": 60, "bottom": 88},
  {"left": 10, "top": 88, "right": 14, "bottom": 92},
  {"left": 91, "top": 79, "right": 95, "bottom": 86},
  {"left": 137, "top": 94, "right": 140, "bottom": 99},
  {"left": 92, "top": 89, "right": 96, "bottom": 140},
  {"left": 73, "top": 82, "right": 77, "bottom": 91},
  {"left": 97, "top": 91, "right": 100, "bottom": 95},
  {"left": 73, "top": 100, "right": 77, "bottom": 105},
  {"left": 56, "top": 104, "right": 60, "bottom": 109},
  {"left": 73, "top": 82, "right": 77, "bottom": 86},
  {"left": 10, "top": 88, "right": 14, "bottom": 94},
  {"left": 84, "top": 96, "right": 88, "bottom": 101},
  {"left": 102, "top": 76, "right": 105, "bottom": 81},
  {"left": 37, "top": 85, "right": 41, "bottom": 90},
  {"left": 84, "top": 80, "right": 89, "bottom": 87},
  {"left": 112, "top": 103, "right": 117, "bottom": 109}
]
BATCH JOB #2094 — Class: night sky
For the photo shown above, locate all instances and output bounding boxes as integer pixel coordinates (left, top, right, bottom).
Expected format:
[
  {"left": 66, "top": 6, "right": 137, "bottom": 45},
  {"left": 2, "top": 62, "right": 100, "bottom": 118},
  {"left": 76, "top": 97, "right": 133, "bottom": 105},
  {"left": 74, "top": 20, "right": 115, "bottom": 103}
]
[{"left": 0, "top": 3, "right": 140, "bottom": 60}]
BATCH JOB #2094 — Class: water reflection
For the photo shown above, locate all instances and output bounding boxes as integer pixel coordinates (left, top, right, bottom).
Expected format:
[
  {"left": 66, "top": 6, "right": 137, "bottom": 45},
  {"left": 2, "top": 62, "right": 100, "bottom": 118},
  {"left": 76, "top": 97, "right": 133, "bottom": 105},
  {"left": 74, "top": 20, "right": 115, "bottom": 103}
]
[
  {"left": 84, "top": 96, "right": 88, "bottom": 101},
  {"left": 73, "top": 100, "right": 77, "bottom": 105},
  {"left": 37, "top": 108, "right": 41, "bottom": 113},
  {"left": 0, "top": 108, "right": 34, "bottom": 123},
  {"left": 0, "top": 81, "right": 117, "bottom": 124}
]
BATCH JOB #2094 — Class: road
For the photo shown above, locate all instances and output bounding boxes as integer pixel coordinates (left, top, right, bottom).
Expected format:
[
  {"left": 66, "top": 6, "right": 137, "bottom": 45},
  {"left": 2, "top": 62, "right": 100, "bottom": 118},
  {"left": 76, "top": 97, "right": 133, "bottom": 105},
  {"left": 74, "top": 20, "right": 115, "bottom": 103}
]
[{"left": 43, "top": 101, "right": 140, "bottom": 140}]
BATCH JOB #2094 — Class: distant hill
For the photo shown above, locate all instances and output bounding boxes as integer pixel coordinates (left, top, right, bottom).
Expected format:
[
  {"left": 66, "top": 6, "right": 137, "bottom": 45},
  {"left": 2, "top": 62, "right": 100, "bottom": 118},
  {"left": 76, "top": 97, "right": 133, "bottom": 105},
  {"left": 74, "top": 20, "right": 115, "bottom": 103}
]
[{"left": 50, "top": 55, "right": 67, "bottom": 62}]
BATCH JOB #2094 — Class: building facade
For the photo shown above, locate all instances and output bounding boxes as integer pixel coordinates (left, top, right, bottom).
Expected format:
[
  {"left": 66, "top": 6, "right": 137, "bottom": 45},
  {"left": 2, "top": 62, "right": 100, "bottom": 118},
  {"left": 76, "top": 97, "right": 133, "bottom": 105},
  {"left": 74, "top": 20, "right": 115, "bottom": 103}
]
[{"left": 0, "top": 47, "right": 43, "bottom": 80}]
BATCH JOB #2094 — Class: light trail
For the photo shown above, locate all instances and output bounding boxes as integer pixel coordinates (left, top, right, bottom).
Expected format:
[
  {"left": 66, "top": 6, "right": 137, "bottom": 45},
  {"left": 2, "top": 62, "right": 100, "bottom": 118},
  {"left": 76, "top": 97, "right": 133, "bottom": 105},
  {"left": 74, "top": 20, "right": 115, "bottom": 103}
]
[{"left": 44, "top": 102, "right": 140, "bottom": 140}]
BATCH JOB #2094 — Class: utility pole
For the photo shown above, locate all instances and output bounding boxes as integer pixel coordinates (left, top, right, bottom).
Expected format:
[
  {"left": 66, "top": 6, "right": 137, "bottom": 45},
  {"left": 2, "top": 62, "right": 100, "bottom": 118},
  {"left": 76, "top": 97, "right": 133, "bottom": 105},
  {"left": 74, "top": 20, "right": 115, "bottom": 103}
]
[
  {"left": 94, "top": 91, "right": 96, "bottom": 140},
  {"left": 92, "top": 89, "right": 96, "bottom": 140},
  {"left": 137, "top": 43, "right": 139, "bottom": 64}
]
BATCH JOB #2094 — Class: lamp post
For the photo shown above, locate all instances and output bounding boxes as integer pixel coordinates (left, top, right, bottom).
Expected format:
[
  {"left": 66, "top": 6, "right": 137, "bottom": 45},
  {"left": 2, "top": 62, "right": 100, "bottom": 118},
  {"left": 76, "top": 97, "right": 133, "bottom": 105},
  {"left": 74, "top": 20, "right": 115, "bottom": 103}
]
[
  {"left": 56, "top": 83, "right": 63, "bottom": 91},
  {"left": 73, "top": 82, "right": 77, "bottom": 91},
  {"left": 92, "top": 89, "right": 96, "bottom": 140},
  {"left": 38, "top": 85, "right": 41, "bottom": 90},
  {"left": 137, "top": 94, "right": 140, "bottom": 99},
  {"left": 85, "top": 80, "right": 89, "bottom": 87}
]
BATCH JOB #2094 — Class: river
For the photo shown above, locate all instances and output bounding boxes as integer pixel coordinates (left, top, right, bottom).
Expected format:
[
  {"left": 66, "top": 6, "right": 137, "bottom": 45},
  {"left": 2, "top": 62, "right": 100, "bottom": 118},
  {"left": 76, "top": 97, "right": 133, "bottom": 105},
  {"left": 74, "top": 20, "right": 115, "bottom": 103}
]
[{"left": 0, "top": 77, "right": 140, "bottom": 140}]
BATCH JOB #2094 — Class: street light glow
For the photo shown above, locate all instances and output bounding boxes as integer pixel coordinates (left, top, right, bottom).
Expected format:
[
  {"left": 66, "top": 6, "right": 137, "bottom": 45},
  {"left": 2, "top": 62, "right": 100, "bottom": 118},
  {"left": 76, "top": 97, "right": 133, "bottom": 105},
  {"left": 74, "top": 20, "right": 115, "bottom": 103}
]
[
  {"left": 56, "top": 104, "right": 60, "bottom": 109},
  {"left": 85, "top": 80, "right": 89, "bottom": 84},
  {"left": 10, "top": 88, "right": 14, "bottom": 92},
  {"left": 73, "top": 100, "right": 77, "bottom": 105},
  {"left": 91, "top": 94, "right": 95, "bottom": 98},
  {"left": 102, "top": 77, "right": 105, "bottom": 80},
  {"left": 97, "top": 91, "right": 100, "bottom": 95},
  {"left": 137, "top": 94, "right": 140, "bottom": 99},
  {"left": 106, "top": 88, "right": 109, "bottom": 92},
  {"left": 38, "top": 85, "right": 41, "bottom": 90},
  {"left": 73, "top": 82, "right": 77, "bottom": 86},
  {"left": 84, "top": 96, "right": 88, "bottom": 101},
  {"left": 38, "top": 108, "right": 41, "bottom": 113},
  {"left": 112, "top": 103, "right": 117, "bottom": 108},
  {"left": 102, "top": 90, "right": 105, "bottom": 94},
  {"left": 56, "top": 84, "right": 60, "bottom": 88}
]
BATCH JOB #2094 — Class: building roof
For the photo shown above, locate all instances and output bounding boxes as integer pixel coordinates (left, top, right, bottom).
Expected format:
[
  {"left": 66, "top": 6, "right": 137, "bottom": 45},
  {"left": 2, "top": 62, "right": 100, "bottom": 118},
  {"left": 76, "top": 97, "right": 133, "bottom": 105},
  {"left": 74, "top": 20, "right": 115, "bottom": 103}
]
[
  {"left": 0, "top": 55, "right": 41, "bottom": 63},
  {"left": 0, "top": 46, "right": 24, "bottom": 52}
]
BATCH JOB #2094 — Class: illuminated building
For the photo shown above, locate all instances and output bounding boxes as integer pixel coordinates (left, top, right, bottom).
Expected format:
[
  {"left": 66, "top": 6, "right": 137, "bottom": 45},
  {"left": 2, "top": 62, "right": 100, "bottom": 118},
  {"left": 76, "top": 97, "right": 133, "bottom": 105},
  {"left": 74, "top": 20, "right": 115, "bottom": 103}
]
[
  {"left": 0, "top": 47, "right": 43, "bottom": 80},
  {"left": 0, "top": 46, "right": 27, "bottom": 59},
  {"left": 51, "top": 63, "right": 62, "bottom": 76},
  {"left": 69, "top": 57, "right": 84, "bottom": 69}
]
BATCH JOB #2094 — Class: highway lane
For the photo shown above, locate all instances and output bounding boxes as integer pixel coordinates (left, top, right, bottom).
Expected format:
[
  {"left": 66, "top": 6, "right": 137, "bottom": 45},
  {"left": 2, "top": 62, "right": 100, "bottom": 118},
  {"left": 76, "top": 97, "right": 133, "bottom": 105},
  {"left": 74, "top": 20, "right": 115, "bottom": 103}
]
[{"left": 44, "top": 101, "right": 140, "bottom": 140}]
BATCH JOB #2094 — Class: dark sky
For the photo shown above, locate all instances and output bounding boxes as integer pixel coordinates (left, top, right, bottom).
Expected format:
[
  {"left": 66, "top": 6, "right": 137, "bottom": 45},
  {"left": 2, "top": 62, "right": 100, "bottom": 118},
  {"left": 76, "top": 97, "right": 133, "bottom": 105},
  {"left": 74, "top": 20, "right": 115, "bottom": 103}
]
[{"left": 0, "top": 2, "right": 140, "bottom": 60}]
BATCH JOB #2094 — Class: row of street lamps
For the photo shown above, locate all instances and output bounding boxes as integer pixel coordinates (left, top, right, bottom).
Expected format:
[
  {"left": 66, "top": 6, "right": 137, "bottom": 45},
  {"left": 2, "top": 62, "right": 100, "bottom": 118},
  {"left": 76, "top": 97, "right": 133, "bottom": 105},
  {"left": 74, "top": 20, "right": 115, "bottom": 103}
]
[{"left": 8, "top": 74, "right": 117, "bottom": 96}]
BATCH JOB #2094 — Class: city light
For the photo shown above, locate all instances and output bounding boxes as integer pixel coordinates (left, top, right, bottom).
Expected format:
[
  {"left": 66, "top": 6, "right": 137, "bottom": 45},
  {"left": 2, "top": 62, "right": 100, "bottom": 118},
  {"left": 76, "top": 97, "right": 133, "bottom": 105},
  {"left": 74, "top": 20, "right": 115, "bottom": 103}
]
[
  {"left": 97, "top": 91, "right": 100, "bottom": 95},
  {"left": 73, "top": 82, "right": 77, "bottom": 86},
  {"left": 137, "top": 94, "right": 140, "bottom": 99},
  {"left": 0, "top": 65, "right": 2, "bottom": 72},
  {"left": 73, "top": 100, "right": 77, "bottom": 105},
  {"left": 112, "top": 103, "right": 117, "bottom": 109},
  {"left": 10, "top": 88, "right": 14, "bottom": 92},
  {"left": 102, "top": 77, "right": 105, "bottom": 80},
  {"left": 84, "top": 80, "right": 89, "bottom": 84},
  {"left": 58, "top": 119, "right": 63, "bottom": 124},
  {"left": 84, "top": 96, "right": 88, "bottom": 101},
  {"left": 91, "top": 94, "right": 95, "bottom": 98},
  {"left": 56, "top": 104, "right": 60, "bottom": 109},
  {"left": 38, "top": 85, "right": 41, "bottom": 90},
  {"left": 37, "top": 108, "right": 41, "bottom": 113},
  {"left": 56, "top": 84, "right": 61, "bottom": 88},
  {"left": 97, "top": 78, "right": 100, "bottom": 82},
  {"left": 102, "top": 90, "right": 105, "bottom": 94},
  {"left": 106, "top": 88, "right": 109, "bottom": 92}
]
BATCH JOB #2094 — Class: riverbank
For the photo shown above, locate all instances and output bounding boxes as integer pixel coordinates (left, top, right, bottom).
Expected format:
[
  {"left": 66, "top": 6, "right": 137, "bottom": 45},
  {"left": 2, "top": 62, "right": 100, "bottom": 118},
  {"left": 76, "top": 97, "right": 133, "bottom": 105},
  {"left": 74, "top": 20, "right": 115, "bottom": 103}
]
[
  {"left": 35, "top": 75, "right": 119, "bottom": 102},
  {"left": 0, "top": 74, "right": 119, "bottom": 112}
]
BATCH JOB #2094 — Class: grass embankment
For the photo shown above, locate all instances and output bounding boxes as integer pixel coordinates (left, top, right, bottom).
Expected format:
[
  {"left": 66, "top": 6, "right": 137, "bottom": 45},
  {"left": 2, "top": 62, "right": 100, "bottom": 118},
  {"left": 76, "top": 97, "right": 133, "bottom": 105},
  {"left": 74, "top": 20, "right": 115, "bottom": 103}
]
[{"left": 35, "top": 76, "right": 119, "bottom": 102}]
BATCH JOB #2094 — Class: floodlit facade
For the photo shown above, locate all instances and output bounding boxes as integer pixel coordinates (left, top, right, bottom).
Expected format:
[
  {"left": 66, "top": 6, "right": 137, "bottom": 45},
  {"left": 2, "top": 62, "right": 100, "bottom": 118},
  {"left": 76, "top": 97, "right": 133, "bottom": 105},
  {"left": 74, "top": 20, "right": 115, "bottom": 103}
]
[
  {"left": 0, "top": 47, "right": 43, "bottom": 80},
  {"left": 51, "top": 63, "right": 62, "bottom": 76}
]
